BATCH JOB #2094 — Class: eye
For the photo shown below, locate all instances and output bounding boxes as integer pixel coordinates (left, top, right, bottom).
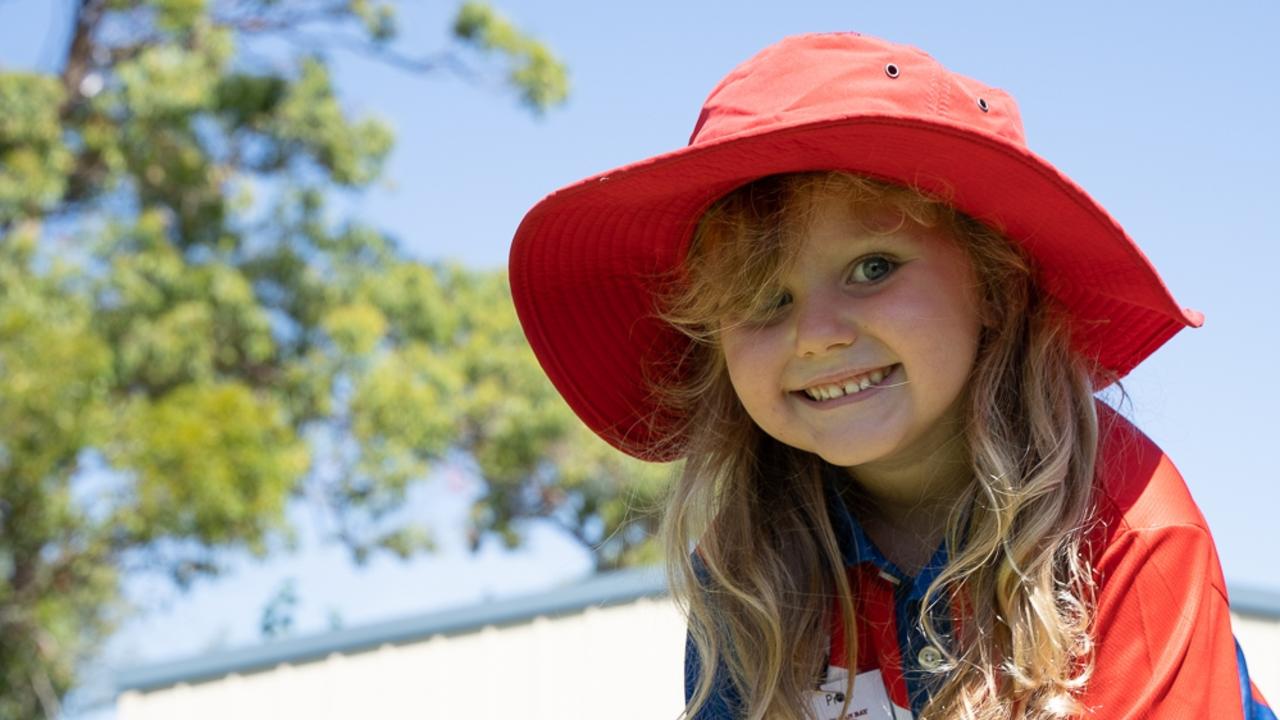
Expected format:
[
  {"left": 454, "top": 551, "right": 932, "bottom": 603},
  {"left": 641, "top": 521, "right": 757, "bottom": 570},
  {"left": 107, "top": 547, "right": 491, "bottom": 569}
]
[
  {"left": 746, "top": 290, "right": 791, "bottom": 323},
  {"left": 849, "top": 255, "right": 898, "bottom": 284},
  {"left": 762, "top": 290, "right": 792, "bottom": 313}
]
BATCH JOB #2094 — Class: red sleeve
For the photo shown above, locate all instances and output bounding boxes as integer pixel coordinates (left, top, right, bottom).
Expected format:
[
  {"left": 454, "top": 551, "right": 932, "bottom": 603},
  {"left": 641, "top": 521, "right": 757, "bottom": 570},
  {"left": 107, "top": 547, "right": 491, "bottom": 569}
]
[{"left": 1081, "top": 522, "right": 1243, "bottom": 719}]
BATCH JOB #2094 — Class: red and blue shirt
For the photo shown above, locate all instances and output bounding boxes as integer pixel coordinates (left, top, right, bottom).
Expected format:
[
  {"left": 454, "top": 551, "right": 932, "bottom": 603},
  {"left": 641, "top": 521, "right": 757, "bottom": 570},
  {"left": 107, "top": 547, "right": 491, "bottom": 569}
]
[{"left": 685, "top": 406, "right": 1275, "bottom": 718}]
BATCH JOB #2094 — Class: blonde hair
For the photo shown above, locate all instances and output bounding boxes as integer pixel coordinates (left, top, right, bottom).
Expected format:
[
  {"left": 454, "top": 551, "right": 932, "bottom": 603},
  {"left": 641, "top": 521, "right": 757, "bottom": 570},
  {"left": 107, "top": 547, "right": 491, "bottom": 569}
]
[{"left": 656, "top": 172, "right": 1105, "bottom": 719}]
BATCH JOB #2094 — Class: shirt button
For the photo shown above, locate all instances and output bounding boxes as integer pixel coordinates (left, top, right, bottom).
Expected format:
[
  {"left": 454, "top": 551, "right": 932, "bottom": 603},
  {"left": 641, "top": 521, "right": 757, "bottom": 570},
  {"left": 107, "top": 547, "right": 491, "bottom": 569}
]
[{"left": 917, "top": 645, "right": 944, "bottom": 671}]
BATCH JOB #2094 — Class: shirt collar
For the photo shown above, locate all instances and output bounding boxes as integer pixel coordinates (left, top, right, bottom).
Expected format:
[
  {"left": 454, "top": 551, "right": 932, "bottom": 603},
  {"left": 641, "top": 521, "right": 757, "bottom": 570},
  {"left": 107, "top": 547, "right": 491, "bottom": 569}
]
[{"left": 823, "top": 471, "right": 950, "bottom": 600}]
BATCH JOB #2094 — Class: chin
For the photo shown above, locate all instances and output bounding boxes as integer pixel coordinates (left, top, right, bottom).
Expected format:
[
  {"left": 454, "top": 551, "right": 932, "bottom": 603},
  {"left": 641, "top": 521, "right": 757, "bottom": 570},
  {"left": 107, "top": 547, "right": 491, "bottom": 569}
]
[
  {"left": 815, "top": 449, "right": 883, "bottom": 469},
  {"left": 800, "top": 435, "right": 900, "bottom": 469},
  {"left": 793, "top": 438, "right": 885, "bottom": 466}
]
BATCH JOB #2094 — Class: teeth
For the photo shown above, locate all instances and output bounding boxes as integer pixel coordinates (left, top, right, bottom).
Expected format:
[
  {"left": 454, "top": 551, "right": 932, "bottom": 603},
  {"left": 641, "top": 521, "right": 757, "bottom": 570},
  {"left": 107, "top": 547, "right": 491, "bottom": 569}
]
[{"left": 802, "top": 365, "right": 894, "bottom": 402}]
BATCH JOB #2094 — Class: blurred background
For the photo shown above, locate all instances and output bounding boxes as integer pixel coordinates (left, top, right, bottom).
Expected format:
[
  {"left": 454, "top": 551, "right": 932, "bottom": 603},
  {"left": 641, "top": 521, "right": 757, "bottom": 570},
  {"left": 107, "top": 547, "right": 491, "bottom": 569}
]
[{"left": 0, "top": 1, "right": 1277, "bottom": 718}]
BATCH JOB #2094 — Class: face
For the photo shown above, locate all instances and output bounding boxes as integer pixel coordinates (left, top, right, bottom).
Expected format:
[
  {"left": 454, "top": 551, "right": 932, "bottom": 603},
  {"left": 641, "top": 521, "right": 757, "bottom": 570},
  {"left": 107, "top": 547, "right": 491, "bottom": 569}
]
[{"left": 719, "top": 193, "right": 984, "bottom": 475}]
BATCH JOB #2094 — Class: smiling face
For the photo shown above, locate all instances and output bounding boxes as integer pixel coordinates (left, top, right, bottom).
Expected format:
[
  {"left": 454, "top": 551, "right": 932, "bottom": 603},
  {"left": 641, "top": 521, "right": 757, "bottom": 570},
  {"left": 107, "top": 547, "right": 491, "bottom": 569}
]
[{"left": 718, "top": 191, "right": 984, "bottom": 474}]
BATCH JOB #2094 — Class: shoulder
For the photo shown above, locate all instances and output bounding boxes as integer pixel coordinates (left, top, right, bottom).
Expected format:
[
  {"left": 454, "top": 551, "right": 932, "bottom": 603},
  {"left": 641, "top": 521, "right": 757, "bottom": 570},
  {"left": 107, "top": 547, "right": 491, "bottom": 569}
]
[
  {"left": 1091, "top": 400, "right": 1211, "bottom": 538},
  {"left": 1087, "top": 401, "right": 1228, "bottom": 594},
  {"left": 1081, "top": 405, "right": 1246, "bottom": 718}
]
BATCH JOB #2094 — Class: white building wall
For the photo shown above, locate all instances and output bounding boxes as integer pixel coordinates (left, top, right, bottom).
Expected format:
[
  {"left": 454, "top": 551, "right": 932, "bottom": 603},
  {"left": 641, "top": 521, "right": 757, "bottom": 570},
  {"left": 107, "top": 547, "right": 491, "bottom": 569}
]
[
  {"left": 1236, "top": 613, "right": 1280, "bottom": 699},
  {"left": 118, "top": 596, "right": 689, "bottom": 720},
  {"left": 118, "top": 600, "right": 1280, "bottom": 720}
]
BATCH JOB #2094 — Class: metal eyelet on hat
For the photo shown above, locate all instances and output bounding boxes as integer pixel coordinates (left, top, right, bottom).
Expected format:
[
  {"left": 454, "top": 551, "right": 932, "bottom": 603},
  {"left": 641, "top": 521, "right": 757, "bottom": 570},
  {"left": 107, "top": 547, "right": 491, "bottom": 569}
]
[
  {"left": 884, "top": 63, "right": 900, "bottom": 78},
  {"left": 977, "top": 97, "right": 989, "bottom": 112}
]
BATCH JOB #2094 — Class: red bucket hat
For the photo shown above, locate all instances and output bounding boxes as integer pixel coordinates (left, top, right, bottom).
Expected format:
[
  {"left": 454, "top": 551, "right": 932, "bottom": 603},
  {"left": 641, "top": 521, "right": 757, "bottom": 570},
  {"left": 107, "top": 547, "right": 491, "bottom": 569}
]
[{"left": 509, "top": 32, "right": 1202, "bottom": 462}]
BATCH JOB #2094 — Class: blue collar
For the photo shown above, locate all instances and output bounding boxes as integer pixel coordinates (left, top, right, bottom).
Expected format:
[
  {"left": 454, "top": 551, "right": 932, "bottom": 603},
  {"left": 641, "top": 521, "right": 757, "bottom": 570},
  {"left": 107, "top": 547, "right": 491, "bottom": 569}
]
[{"left": 824, "top": 475, "right": 950, "bottom": 601}]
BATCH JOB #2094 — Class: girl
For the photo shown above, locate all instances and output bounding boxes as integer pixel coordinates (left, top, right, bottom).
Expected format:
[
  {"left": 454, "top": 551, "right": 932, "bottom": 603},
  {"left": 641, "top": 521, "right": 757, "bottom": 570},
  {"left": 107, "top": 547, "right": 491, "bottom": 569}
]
[{"left": 507, "top": 32, "right": 1275, "bottom": 719}]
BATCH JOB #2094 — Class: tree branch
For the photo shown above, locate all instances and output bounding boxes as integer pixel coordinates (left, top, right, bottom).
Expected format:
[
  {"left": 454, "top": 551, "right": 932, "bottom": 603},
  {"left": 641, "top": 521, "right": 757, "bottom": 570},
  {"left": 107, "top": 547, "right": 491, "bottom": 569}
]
[
  {"left": 29, "top": 632, "right": 63, "bottom": 720},
  {"left": 268, "top": 28, "right": 481, "bottom": 83},
  {"left": 60, "top": 0, "right": 107, "bottom": 110},
  {"left": 214, "top": 3, "right": 351, "bottom": 35}
]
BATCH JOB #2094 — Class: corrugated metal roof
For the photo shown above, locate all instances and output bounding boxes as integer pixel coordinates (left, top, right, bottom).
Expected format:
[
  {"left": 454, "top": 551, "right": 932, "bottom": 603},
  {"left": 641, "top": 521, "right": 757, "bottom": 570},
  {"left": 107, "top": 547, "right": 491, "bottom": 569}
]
[
  {"left": 114, "top": 566, "right": 1280, "bottom": 694},
  {"left": 1230, "top": 584, "right": 1280, "bottom": 620}
]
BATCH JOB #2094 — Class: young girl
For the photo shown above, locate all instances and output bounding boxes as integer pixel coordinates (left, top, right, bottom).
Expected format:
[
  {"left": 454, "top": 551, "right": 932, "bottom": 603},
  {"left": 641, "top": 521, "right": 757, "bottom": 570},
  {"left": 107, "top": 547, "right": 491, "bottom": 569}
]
[{"left": 507, "top": 32, "right": 1275, "bottom": 719}]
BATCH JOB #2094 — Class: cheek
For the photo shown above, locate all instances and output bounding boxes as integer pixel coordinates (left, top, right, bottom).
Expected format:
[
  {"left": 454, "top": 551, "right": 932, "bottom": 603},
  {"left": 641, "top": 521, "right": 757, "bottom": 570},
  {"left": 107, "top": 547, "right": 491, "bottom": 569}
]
[
  {"left": 881, "top": 275, "right": 983, "bottom": 390},
  {"left": 929, "top": 295, "right": 983, "bottom": 389},
  {"left": 721, "top": 333, "right": 769, "bottom": 400},
  {"left": 720, "top": 331, "right": 789, "bottom": 420}
]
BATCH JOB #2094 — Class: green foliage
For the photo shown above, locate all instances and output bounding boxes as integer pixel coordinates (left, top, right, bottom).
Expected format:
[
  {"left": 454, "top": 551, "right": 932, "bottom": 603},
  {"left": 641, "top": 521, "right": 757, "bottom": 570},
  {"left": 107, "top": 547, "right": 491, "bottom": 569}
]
[
  {"left": 117, "top": 42, "right": 225, "bottom": 120},
  {"left": 351, "top": 341, "right": 462, "bottom": 461},
  {"left": 259, "top": 577, "right": 299, "bottom": 639},
  {"left": 449, "top": 271, "right": 672, "bottom": 564},
  {"left": 0, "top": 75, "right": 72, "bottom": 223},
  {"left": 214, "top": 73, "right": 289, "bottom": 130},
  {"left": 359, "top": 261, "right": 457, "bottom": 345},
  {"left": 0, "top": 226, "right": 118, "bottom": 720},
  {"left": 104, "top": 382, "right": 309, "bottom": 550},
  {"left": 322, "top": 300, "right": 388, "bottom": 356},
  {"left": 0, "top": 2, "right": 646, "bottom": 717},
  {"left": 350, "top": 0, "right": 398, "bottom": 42},
  {"left": 154, "top": 0, "right": 209, "bottom": 33},
  {"left": 273, "top": 57, "right": 395, "bottom": 185},
  {"left": 454, "top": 1, "right": 570, "bottom": 112},
  {"left": 94, "top": 210, "right": 277, "bottom": 389},
  {"left": 0, "top": 234, "right": 113, "bottom": 482}
]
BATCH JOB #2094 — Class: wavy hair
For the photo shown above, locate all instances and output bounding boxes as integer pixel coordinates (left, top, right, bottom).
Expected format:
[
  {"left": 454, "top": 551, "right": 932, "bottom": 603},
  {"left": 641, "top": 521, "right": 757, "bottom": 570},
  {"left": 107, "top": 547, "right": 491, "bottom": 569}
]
[{"left": 656, "top": 172, "right": 1106, "bottom": 719}]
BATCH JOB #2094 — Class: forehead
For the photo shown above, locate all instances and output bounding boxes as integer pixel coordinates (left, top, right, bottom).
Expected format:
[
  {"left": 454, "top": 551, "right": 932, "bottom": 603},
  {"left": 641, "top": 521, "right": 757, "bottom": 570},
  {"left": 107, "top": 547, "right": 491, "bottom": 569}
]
[
  {"left": 785, "top": 190, "right": 952, "bottom": 260},
  {"left": 803, "top": 191, "right": 914, "bottom": 234}
]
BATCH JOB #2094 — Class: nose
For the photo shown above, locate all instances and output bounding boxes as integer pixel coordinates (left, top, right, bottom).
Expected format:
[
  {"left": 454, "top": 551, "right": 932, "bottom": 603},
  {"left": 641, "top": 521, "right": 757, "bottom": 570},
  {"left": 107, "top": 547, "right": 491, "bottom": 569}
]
[{"left": 793, "top": 296, "right": 857, "bottom": 357}]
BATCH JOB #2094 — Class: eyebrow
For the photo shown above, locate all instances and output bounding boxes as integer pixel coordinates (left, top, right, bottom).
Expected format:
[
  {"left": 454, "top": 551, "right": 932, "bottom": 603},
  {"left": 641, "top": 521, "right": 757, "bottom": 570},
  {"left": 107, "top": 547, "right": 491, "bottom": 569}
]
[{"left": 825, "top": 231, "right": 921, "bottom": 255}]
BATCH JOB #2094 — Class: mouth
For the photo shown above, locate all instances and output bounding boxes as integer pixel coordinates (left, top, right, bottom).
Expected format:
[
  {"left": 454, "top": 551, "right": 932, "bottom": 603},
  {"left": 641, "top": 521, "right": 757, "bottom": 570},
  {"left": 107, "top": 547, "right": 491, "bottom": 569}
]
[{"left": 794, "top": 363, "right": 900, "bottom": 402}]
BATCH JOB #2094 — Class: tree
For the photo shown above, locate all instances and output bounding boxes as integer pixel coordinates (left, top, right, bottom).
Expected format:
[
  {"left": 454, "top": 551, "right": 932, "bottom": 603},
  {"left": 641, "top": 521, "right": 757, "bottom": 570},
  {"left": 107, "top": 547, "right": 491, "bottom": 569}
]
[{"left": 0, "top": 2, "right": 671, "bottom": 717}]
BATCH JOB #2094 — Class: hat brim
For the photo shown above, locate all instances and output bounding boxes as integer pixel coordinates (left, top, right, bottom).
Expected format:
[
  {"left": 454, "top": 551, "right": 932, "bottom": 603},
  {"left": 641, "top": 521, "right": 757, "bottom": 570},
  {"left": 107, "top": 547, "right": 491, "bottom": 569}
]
[{"left": 510, "top": 114, "right": 1202, "bottom": 461}]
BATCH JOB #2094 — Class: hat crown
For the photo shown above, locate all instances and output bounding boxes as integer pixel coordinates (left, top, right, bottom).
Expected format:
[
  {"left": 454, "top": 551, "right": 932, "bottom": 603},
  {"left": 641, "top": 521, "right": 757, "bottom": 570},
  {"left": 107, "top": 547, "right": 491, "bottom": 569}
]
[{"left": 689, "top": 33, "right": 1027, "bottom": 149}]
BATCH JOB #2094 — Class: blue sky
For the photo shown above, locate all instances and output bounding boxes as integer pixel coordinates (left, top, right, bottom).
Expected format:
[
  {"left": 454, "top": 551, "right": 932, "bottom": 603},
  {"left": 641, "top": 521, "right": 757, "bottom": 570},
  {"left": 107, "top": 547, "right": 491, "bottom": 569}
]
[{"left": 3, "top": 0, "right": 1279, "bottom": 716}]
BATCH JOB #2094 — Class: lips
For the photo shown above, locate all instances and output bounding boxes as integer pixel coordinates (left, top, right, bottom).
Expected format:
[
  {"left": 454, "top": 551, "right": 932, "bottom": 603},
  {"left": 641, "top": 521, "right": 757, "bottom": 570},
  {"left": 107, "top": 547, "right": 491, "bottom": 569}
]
[{"left": 796, "top": 363, "right": 899, "bottom": 401}]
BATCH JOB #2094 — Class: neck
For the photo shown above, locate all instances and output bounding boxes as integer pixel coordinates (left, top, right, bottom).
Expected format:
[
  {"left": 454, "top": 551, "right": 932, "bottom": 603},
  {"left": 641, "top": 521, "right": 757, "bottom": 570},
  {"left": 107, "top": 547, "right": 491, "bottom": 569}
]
[
  {"left": 836, "top": 414, "right": 973, "bottom": 573},
  {"left": 852, "top": 434, "right": 971, "bottom": 525}
]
